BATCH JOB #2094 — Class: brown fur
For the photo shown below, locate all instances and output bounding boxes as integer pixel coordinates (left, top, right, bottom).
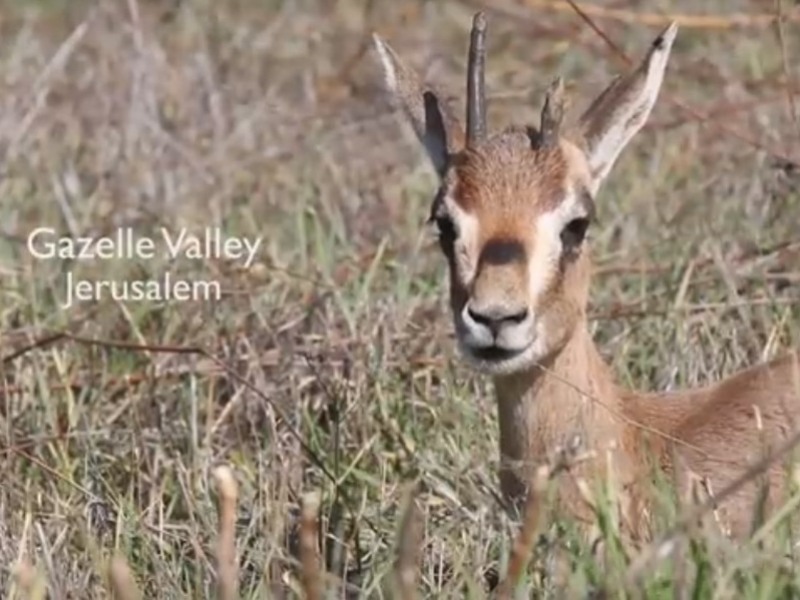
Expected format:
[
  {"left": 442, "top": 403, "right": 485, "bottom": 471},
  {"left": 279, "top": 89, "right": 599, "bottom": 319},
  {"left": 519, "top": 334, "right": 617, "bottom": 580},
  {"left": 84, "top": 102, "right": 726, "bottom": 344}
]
[{"left": 453, "top": 127, "right": 569, "bottom": 215}]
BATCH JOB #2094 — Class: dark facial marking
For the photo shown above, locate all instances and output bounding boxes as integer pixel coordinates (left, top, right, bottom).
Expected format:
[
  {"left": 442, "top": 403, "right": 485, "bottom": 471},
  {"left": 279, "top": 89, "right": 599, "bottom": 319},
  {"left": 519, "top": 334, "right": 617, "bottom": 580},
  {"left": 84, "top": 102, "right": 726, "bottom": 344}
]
[
  {"left": 428, "top": 186, "right": 458, "bottom": 259},
  {"left": 480, "top": 238, "right": 526, "bottom": 266}
]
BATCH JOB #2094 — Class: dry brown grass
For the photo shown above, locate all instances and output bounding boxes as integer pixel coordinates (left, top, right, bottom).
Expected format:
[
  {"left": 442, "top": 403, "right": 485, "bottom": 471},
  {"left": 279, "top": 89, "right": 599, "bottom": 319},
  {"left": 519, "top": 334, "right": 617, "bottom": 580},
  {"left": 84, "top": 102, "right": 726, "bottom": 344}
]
[{"left": 0, "top": 0, "right": 798, "bottom": 597}]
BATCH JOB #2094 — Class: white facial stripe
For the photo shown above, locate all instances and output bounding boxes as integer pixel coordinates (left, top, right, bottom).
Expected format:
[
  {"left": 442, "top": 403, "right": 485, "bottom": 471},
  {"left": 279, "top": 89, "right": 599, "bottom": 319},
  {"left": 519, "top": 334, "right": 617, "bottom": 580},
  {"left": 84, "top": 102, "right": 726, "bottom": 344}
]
[
  {"left": 445, "top": 196, "right": 480, "bottom": 284},
  {"left": 529, "top": 186, "right": 586, "bottom": 302}
]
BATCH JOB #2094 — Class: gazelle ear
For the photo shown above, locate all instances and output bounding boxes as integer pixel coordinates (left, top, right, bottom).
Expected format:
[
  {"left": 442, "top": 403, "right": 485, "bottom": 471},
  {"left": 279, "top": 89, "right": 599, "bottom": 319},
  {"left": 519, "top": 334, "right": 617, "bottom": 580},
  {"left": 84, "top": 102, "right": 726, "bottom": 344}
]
[
  {"left": 372, "top": 34, "right": 464, "bottom": 177},
  {"left": 577, "top": 22, "right": 678, "bottom": 193}
]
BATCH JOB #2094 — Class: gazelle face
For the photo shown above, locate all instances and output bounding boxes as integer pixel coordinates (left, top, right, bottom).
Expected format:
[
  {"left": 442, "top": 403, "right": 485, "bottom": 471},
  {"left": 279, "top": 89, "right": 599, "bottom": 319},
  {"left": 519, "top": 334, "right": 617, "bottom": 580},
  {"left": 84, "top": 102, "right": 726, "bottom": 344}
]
[
  {"left": 432, "top": 134, "right": 596, "bottom": 374},
  {"left": 374, "top": 12, "right": 677, "bottom": 375}
]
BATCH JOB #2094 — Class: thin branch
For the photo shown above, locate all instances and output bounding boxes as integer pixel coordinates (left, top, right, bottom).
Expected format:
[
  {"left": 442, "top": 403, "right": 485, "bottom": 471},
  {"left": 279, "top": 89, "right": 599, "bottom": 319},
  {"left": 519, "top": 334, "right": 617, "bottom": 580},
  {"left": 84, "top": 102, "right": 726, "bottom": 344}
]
[
  {"left": 2, "top": 332, "right": 68, "bottom": 365},
  {"left": 519, "top": 0, "right": 800, "bottom": 29}
]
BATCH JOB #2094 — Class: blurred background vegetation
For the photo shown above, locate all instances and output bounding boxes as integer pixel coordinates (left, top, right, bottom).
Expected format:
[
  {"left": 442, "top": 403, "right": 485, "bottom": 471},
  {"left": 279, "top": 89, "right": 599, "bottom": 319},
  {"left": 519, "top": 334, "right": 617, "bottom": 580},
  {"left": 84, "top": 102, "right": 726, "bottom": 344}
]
[{"left": 0, "top": 0, "right": 798, "bottom": 597}]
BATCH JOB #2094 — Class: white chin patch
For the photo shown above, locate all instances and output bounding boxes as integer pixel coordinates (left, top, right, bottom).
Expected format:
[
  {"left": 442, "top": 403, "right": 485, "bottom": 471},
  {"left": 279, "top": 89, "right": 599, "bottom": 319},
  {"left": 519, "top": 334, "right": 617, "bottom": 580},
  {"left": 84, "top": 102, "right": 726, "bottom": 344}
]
[{"left": 457, "top": 337, "right": 547, "bottom": 376}]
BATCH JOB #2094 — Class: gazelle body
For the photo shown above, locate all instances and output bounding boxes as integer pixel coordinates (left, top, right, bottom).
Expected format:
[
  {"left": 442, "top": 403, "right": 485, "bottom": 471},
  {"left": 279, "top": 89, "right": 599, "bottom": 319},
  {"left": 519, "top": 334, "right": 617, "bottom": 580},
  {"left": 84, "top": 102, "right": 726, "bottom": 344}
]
[{"left": 373, "top": 13, "right": 800, "bottom": 541}]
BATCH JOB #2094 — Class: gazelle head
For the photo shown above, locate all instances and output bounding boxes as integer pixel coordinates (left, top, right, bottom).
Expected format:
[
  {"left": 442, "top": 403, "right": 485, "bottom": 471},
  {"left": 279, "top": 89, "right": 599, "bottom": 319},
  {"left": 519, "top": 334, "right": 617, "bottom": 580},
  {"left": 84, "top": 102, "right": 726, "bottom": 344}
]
[{"left": 374, "top": 13, "right": 677, "bottom": 375}]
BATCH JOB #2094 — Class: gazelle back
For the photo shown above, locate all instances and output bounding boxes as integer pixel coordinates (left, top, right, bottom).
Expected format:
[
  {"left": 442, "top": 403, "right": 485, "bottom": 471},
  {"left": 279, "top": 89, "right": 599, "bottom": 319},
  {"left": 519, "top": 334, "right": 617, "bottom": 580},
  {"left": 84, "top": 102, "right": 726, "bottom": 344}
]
[{"left": 373, "top": 12, "right": 800, "bottom": 541}]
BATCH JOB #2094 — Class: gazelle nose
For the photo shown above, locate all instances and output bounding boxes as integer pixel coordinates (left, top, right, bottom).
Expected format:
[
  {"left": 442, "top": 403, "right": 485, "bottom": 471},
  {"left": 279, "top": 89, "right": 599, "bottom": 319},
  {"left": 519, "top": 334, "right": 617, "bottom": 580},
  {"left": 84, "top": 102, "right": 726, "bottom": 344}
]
[{"left": 466, "top": 305, "right": 529, "bottom": 336}]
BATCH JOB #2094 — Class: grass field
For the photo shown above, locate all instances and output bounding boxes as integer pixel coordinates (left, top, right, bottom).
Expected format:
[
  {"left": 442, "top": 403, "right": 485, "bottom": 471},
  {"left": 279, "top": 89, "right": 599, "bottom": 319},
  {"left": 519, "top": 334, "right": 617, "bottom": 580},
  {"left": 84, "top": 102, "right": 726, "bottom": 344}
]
[{"left": 0, "top": 0, "right": 799, "bottom": 597}]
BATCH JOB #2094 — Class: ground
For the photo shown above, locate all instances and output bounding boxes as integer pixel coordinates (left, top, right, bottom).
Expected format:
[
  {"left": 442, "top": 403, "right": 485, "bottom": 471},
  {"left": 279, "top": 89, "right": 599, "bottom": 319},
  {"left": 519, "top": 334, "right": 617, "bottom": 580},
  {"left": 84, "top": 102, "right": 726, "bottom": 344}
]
[{"left": 0, "top": 0, "right": 799, "bottom": 597}]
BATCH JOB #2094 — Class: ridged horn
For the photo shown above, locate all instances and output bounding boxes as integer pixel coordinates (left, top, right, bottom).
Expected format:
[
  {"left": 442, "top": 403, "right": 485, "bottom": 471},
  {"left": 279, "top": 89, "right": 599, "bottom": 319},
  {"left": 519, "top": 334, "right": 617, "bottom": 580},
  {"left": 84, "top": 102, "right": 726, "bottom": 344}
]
[
  {"left": 466, "top": 11, "right": 488, "bottom": 146},
  {"left": 539, "top": 77, "right": 565, "bottom": 149}
]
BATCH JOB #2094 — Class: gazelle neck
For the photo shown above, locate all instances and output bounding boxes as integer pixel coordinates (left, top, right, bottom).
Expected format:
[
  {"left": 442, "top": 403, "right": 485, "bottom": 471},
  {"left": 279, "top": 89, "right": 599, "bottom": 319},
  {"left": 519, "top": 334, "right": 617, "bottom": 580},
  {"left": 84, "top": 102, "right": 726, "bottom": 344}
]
[{"left": 492, "top": 323, "right": 636, "bottom": 505}]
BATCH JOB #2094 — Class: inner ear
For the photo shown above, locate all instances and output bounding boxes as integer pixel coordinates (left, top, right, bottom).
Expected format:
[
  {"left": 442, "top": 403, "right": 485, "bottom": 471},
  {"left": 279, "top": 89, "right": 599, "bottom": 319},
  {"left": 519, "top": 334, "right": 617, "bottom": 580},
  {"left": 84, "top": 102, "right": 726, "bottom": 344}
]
[{"left": 423, "top": 91, "right": 451, "bottom": 176}]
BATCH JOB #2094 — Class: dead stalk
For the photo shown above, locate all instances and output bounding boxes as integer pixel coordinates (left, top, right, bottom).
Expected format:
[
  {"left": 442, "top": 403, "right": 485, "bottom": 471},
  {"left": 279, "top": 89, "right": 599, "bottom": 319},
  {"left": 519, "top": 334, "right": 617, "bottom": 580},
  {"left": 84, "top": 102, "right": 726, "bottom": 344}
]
[
  {"left": 13, "top": 558, "right": 47, "bottom": 600},
  {"left": 213, "top": 465, "right": 239, "bottom": 600},
  {"left": 108, "top": 554, "right": 143, "bottom": 600},
  {"left": 393, "top": 483, "right": 424, "bottom": 600},
  {"left": 495, "top": 464, "right": 551, "bottom": 599},
  {"left": 300, "top": 491, "right": 323, "bottom": 600},
  {"left": 494, "top": 439, "right": 596, "bottom": 598}
]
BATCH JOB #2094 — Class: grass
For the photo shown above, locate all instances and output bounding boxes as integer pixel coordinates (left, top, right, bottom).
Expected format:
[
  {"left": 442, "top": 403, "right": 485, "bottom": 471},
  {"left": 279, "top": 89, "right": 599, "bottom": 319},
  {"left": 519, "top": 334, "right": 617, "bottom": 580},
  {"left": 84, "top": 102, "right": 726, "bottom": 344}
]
[{"left": 0, "top": 0, "right": 799, "bottom": 597}]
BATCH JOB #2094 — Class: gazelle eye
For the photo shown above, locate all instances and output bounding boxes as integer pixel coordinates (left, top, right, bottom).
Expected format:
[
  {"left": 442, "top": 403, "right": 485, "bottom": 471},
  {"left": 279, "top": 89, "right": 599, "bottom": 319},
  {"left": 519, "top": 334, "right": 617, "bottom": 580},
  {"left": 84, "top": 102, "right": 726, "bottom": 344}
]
[{"left": 561, "top": 217, "right": 590, "bottom": 250}]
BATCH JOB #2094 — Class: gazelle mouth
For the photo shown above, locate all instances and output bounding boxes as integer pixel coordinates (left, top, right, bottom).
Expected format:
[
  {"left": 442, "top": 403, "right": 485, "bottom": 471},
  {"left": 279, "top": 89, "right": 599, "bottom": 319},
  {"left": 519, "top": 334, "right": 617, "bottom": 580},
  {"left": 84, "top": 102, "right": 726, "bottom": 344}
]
[{"left": 469, "top": 344, "right": 527, "bottom": 362}]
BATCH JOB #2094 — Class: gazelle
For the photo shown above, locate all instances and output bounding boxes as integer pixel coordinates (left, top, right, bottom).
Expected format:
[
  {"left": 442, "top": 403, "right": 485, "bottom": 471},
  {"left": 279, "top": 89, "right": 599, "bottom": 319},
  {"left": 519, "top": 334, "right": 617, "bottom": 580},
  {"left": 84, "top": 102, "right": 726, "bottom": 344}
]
[{"left": 373, "top": 12, "right": 800, "bottom": 541}]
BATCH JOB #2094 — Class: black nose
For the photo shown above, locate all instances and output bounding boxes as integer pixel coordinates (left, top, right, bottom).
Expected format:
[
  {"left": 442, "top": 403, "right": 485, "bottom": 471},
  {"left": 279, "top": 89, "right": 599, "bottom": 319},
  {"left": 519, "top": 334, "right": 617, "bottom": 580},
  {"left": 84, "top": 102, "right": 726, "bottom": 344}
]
[{"left": 467, "top": 305, "right": 529, "bottom": 336}]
